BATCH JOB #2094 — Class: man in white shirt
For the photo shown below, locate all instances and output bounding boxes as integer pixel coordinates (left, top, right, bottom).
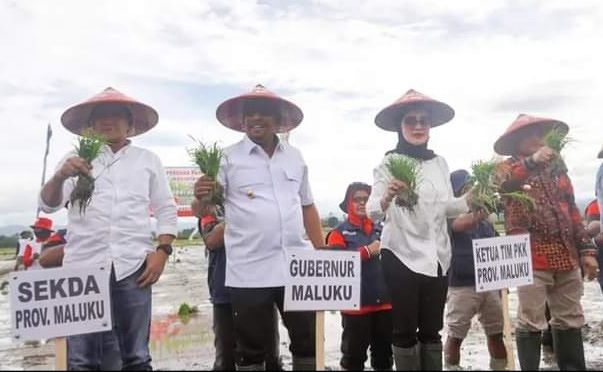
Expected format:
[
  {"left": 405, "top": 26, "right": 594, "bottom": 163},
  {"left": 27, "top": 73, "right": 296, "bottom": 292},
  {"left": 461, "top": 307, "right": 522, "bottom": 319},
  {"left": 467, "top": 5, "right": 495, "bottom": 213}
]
[
  {"left": 39, "top": 87, "right": 177, "bottom": 370},
  {"left": 195, "top": 85, "right": 324, "bottom": 371}
]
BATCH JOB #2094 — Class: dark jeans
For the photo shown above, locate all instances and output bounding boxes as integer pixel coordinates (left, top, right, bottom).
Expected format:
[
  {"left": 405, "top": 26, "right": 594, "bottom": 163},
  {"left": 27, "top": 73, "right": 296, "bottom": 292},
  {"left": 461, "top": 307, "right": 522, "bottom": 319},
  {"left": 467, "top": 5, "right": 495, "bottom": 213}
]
[
  {"left": 229, "top": 286, "right": 315, "bottom": 367},
  {"left": 213, "top": 303, "right": 282, "bottom": 370},
  {"left": 381, "top": 250, "right": 448, "bottom": 348},
  {"left": 68, "top": 331, "right": 122, "bottom": 370},
  {"left": 68, "top": 265, "right": 152, "bottom": 370},
  {"left": 340, "top": 310, "right": 393, "bottom": 370}
]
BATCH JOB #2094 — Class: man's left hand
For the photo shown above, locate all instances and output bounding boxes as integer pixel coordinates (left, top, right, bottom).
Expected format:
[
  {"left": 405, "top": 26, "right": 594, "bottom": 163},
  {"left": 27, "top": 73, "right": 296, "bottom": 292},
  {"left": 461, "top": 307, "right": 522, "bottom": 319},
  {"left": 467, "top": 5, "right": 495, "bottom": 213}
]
[
  {"left": 581, "top": 255, "right": 599, "bottom": 281},
  {"left": 137, "top": 250, "right": 169, "bottom": 288}
]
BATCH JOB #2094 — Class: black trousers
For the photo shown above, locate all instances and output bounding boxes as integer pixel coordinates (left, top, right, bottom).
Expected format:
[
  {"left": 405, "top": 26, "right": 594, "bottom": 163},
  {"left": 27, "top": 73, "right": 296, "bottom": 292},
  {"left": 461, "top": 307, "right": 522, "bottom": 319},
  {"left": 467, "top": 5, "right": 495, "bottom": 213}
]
[
  {"left": 340, "top": 310, "right": 393, "bottom": 370},
  {"left": 212, "top": 303, "right": 283, "bottom": 370},
  {"left": 381, "top": 250, "right": 448, "bottom": 348},
  {"left": 229, "top": 286, "right": 315, "bottom": 367}
]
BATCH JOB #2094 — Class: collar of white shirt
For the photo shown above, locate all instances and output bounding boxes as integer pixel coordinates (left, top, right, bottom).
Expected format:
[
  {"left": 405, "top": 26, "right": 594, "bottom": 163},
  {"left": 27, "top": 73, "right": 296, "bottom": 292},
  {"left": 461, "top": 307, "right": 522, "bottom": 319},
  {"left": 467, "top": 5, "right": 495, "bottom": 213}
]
[{"left": 243, "top": 135, "right": 285, "bottom": 155}]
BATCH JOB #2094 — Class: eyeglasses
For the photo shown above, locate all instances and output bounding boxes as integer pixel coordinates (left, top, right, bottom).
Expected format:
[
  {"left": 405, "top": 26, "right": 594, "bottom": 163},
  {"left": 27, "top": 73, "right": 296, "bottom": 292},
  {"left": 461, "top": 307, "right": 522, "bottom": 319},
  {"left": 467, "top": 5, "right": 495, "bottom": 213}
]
[
  {"left": 352, "top": 196, "right": 369, "bottom": 204},
  {"left": 403, "top": 116, "right": 431, "bottom": 127}
]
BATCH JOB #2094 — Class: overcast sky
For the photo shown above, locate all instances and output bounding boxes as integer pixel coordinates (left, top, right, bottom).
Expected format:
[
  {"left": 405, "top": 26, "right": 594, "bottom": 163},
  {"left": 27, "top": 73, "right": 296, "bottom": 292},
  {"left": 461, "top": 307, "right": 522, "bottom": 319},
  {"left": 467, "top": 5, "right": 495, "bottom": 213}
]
[{"left": 1, "top": 0, "right": 603, "bottom": 227}]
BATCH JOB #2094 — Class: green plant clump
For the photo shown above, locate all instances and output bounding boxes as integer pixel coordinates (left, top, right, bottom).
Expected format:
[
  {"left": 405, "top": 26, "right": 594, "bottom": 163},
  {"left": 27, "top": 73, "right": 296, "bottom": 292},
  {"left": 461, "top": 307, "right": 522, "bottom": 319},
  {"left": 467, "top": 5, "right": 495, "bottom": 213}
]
[
  {"left": 470, "top": 160, "right": 535, "bottom": 215},
  {"left": 385, "top": 155, "right": 421, "bottom": 212},
  {"left": 188, "top": 137, "right": 224, "bottom": 205},
  {"left": 543, "top": 127, "right": 572, "bottom": 176},
  {"left": 70, "top": 129, "right": 107, "bottom": 215}
]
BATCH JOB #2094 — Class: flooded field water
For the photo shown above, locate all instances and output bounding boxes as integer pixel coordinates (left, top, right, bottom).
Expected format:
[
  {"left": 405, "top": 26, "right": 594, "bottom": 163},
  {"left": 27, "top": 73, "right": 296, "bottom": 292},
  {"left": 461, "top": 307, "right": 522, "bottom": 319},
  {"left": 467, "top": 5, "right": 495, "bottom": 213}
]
[{"left": 2, "top": 246, "right": 603, "bottom": 370}]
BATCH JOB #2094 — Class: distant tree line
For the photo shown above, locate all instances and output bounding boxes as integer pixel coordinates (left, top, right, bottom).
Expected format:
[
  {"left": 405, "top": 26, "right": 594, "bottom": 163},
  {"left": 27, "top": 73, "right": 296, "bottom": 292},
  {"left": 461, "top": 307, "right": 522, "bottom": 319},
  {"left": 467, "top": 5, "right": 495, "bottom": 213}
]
[{"left": 0, "top": 234, "right": 18, "bottom": 248}]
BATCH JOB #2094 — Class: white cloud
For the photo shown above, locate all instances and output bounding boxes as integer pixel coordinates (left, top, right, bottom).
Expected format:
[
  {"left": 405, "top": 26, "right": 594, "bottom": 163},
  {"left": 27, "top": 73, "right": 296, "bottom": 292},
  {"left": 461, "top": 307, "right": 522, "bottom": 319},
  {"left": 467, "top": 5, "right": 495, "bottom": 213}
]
[{"left": 1, "top": 0, "right": 603, "bottom": 227}]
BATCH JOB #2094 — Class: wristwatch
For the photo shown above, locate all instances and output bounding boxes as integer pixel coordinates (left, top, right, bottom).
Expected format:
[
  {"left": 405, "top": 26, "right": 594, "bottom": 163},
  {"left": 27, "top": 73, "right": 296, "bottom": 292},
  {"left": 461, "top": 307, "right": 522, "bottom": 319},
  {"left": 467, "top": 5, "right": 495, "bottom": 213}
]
[{"left": 156, "top": 244, "right": 173, "bottom": 256}]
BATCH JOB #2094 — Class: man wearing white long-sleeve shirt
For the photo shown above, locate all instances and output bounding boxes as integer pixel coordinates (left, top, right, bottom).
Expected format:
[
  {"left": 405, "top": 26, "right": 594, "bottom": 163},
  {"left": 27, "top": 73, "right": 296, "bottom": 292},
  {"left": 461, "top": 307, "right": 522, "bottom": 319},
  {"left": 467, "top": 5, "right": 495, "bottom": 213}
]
[
  {"left": 195, "top": 85, "right": 324, "bottom": 371},
  {"left": 39, "top": 87, "right": 177, "bottom": 370}
]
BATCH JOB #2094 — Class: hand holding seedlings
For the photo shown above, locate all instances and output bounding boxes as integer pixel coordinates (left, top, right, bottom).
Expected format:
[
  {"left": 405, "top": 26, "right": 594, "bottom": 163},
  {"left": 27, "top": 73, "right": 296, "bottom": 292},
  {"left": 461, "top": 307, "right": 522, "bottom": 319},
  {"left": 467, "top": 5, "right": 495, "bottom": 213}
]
[
  {"left": 189, "top": 138, "right": 224, "bottom": 205},
  {"left": 57, "top": 156, "right": 92, "bottom": 181},
  {"left": 385, "top": 155, "right": 421, "bottom": 212},
  {"left": 531, "top": 146, "right": 555, "bottom": 164},
  {"left": 543, "top": 128, "right": 573, "bottom": 176},
  {"left": 384, "top": 179, "right": 408, "bottom": 202},
  {"left": 69, "top": 129, "right": 107, "bottom": 215},
  {"left": 194, "top": 175, "right": 222, "bottom": 202}
]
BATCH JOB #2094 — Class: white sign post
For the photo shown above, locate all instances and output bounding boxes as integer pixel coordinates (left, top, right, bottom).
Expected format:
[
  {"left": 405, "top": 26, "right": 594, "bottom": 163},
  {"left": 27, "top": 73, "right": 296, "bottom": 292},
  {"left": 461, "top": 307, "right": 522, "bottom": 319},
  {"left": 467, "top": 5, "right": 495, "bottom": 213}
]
[
  {"left": 10, "top": 265, "right": 111, "bottom": 341},
  {"left": 284, "top": 248, "right": 361, "bottom": 311},
  {"left": 284, "top": 248, "right": 361, "bottom": 370},
  {"left": 473, "top": 233, "right": 533, "bottom": 371},
  {"left": 473, "top": 234, "right": 533, "bottom": 292}
]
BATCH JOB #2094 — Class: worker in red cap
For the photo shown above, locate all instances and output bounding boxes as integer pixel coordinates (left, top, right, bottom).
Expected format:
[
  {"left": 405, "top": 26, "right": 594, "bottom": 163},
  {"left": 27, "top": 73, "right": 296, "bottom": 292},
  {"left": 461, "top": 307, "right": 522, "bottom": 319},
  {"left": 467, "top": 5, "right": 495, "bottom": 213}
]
[
  {"left": 39, "top": 87, "right": 177, "bottom": 370},
  {"left": 195, "top": 84, "right": 323, "bottom": 370},
  {"left": 493, "top": 114, "right": 597, "bottom": 370},
  {"left": 14, "top": 217, "right": 54, "bottom": 271}
]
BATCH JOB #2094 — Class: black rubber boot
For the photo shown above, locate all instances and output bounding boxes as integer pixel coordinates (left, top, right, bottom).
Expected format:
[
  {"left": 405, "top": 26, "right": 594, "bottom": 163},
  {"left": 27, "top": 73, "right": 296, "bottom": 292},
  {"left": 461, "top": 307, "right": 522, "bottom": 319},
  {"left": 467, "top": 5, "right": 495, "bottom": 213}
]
[
  {"left": 419, "top": 342, "right": 443, "bottom": 370},
  {"left": 393, "top": 345, "right": 419, "bottom": 371},
  {"left": 552, "top": 328, "right": 586, "bottom": 370},
  {"left": 515, "top": 329, "right": 542, "bottom": 370}
]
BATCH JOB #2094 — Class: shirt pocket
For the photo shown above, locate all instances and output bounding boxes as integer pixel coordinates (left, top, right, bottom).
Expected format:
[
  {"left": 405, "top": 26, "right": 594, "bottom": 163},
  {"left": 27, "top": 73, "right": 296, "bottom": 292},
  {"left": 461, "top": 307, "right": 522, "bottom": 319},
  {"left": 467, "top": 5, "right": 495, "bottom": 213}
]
[
  {"left": 119, "top": 166, "right": 151, "bottom": 203},
  {"left": 284, "top": 167, "right": 303, "bottom": 195},
  {"left": 232, "top": 168, "right": 268, "bottom": 197}
]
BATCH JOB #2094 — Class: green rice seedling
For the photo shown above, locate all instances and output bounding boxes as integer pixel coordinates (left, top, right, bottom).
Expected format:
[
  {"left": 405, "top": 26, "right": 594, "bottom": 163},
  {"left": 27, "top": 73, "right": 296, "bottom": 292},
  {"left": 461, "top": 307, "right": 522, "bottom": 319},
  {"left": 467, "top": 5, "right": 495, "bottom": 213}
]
[
  {"left": 385, "top": 155, "right": 421, "bottom": 212},
  {"left": 499, "top": 191, "right": 535, "bottom": 212},
  {"left": 468, "top": 160, "right": 499, "bottom": 214},
  {"left": 544, "top": 128, "right": 573, "bottom": 176},
  {"left": 188, "top": 137, "right": 224, "bottom": 205},
  {"left": 469, "top": 160, "right": 535, "bottom": 215},
  {"left": 70, "top": 129, "right": 107, "bottom": 215}
]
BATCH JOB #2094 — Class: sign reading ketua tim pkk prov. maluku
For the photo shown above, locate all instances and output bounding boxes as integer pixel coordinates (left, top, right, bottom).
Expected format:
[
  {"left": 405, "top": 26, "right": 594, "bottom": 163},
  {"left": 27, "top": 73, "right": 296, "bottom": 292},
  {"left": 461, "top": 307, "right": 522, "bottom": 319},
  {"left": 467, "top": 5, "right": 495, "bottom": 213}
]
[
  {"left": 473, "top": 234, "right": 533, "bottom": 292},
  {"left": 10, "top": 266, "right": 111, "bottom": 341}
]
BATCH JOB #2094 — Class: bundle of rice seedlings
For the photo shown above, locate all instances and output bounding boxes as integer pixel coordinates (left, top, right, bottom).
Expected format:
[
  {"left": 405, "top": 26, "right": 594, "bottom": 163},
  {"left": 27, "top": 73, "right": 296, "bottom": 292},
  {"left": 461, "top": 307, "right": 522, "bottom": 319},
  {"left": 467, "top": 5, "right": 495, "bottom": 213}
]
[
  {"left": 470, "top": 160, "right": 535, "bottom": 215},
  {"left": 543, "top": 127, "right": 572, "bottom": 176},
  {"left": 70, "top": 129, "right": 107, "bottom": 215},
  {"left": 188, "top": 137, "right": 224, "bottom": 205},
  {"left": 385, "top": 155, "right": 420, "bottom": 212}
]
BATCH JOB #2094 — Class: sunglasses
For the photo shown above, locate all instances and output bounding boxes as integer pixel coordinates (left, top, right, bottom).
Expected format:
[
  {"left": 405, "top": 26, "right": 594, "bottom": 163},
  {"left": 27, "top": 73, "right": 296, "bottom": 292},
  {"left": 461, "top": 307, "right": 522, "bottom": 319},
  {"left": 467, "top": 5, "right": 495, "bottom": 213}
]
[
  {"left": 352, "top": 196, "right": 369, "bottom": 204},
  {"left": 403, "top": 116, "right": 431, "bottom": 127},
  {"left": 243, "top": 100, "right": 280, "bottom": 118}
]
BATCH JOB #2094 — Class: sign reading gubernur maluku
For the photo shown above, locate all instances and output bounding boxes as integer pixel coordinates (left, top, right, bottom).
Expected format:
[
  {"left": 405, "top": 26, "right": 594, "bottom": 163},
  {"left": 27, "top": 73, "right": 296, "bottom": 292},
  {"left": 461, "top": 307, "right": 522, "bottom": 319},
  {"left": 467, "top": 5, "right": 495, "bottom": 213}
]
[
  {"left": 284, "top": 248, "right": 361, "bottom": 311},
  {"left": 10, "top": 266, "right": 111, "bottom": 341},
  {"left": 473, "top": 234, "right": 533, "bottom": 292}
]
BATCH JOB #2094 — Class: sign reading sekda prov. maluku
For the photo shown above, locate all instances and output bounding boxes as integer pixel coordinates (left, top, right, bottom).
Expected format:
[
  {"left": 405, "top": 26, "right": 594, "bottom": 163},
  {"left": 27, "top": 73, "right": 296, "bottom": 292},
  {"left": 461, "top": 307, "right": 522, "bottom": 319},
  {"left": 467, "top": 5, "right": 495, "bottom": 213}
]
[
  {"left": 10, "top": 266, "right": 111, "bottom": 341},
  {"left": 284, "top": 248, "right": 361, "bottom": 311},
  {"left": 473, "top": 234, "right": 533, "bottom": 292}
]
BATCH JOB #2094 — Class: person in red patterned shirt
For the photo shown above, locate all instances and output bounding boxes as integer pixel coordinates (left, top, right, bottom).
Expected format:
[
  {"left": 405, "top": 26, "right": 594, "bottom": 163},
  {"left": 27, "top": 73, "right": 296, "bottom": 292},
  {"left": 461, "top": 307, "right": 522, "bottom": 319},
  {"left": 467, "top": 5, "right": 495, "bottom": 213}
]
[{"left": 493, "top": 114, "right": 598, "bottom": 371}]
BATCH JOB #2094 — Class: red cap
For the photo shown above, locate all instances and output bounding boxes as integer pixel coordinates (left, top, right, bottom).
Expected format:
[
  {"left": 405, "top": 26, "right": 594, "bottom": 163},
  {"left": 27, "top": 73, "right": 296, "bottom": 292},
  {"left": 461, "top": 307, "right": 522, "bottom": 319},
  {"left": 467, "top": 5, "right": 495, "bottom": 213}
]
[
  {"left": 30, "top": 217, "right": 54, "bottom": 231},
  {"left": 61, "top": 87, "right": 158, "bottom": 137},
  {"left": 216, "top": 84, "right": 303, "bottom": 133},
  {"left": 585, "top": 199, "right": 600, "bottom": 219}
]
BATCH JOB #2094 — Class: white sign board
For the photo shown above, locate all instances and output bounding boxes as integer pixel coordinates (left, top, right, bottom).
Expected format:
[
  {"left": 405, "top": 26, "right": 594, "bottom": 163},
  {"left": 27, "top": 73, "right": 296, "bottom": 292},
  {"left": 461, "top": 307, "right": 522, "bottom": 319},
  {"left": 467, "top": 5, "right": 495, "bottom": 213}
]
[
  {"left": 284, "top": 248, "right": 361, "bottom": 311},
  {"left": 165, "top": 166, "right": 203, "bottom": 217},
  {"left": 473, "top": 234, "right": 533, "bottom": 292},
  {"left": 10, "top": 266, "right": 111, "bottom": 341}
]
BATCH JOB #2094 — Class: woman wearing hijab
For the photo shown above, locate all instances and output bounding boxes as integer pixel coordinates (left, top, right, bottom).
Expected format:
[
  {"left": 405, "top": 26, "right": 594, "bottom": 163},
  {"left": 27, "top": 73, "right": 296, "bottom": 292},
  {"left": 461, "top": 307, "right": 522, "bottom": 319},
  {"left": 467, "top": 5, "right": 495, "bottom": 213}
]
[
  {"left": 366, "top": 89, "right": 471, "bottom": 370},
  {"left": 326, "top": 182, "right": 392, "bottom": 371}
]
